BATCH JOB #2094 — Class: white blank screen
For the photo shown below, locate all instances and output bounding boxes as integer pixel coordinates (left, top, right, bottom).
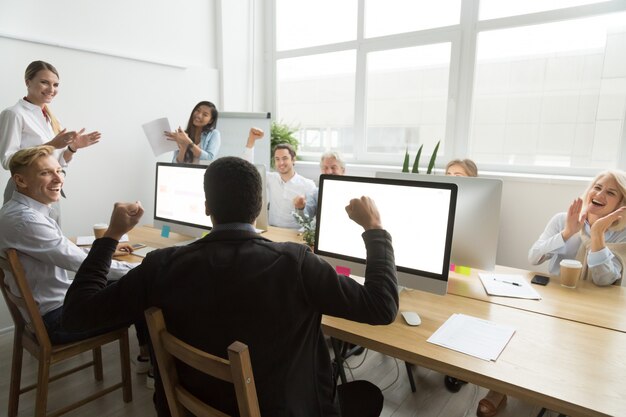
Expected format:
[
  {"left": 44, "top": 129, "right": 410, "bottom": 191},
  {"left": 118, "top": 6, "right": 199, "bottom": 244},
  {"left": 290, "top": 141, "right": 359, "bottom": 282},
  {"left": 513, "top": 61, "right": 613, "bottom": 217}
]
[
  {"left": 155, "top": 165, "right": 212, "bottom": 229},
  {"left": 317, "top": 178, "right": 453, "bottom": 274}
]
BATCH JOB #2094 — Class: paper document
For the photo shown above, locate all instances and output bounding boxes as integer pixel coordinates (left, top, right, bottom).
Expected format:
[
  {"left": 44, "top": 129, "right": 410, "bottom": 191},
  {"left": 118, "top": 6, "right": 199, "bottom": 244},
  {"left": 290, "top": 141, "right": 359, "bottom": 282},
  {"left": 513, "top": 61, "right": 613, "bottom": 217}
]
[
  {"left": 142, "top": 117, "right": 177, "bottom": 157},
  {"left": 132, "top": 246, "right": 158, "bottom": 258},
  {"left": 76, "top": 234, "right": 129, "bottom": 246},
  {"left": 427, "top": 313, "right": 515, "bottom": 361},
  {"left": 478, "top": 273, "right": 542, "bottom": 300}
]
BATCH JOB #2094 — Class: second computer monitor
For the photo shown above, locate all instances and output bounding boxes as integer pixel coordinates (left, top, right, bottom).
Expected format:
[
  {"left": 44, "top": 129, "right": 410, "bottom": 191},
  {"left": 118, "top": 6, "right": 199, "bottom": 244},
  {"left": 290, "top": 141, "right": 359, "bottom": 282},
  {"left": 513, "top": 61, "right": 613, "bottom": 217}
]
[
  {"left": 153, "top": 162, "right": 269, "bottom": 237},
  {"left": 315, "top": 175, "right": 457, "bottom": 296},
  {"left": 376, "top": 172, "right": 503, "bottom": 271}
]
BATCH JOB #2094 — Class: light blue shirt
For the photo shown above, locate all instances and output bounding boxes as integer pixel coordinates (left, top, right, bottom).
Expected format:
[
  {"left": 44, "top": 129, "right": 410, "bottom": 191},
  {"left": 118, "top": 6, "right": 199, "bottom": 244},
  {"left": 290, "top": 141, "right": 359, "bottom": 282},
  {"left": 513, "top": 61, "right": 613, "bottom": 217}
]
[
  {"left": 0, "top": 191, "right": 134, "bottom": 315},
  {"left": 172, "top": 129, "right": 221, "bottom": 163},
  {"left": 528, "top": 212, "right": 626, "bottom": 286}
]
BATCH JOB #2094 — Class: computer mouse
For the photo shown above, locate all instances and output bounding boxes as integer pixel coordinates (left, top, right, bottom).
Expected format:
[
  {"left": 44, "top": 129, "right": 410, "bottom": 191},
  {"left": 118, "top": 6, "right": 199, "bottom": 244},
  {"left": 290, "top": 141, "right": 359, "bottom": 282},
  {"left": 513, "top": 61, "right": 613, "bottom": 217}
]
[{"left": 401, "top": 311, "right": 421, "bottom": 326}]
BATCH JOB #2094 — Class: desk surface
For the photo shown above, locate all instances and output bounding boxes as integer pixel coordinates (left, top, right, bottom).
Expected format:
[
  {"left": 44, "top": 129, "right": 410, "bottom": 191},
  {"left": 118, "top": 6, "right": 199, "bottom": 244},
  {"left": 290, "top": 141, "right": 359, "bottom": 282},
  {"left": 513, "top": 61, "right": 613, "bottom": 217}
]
[
  {"left": 123, "top": 225, "right": 623, "bottom": 416},
  {"left": 121, "top": 225, "right": 304, "bottom": 262},
  {"left": 322, "top": 289, "right": 626, "bottom": 417},
  {"left": 448, "top": 265, "right": 626, "bottom": 333}
]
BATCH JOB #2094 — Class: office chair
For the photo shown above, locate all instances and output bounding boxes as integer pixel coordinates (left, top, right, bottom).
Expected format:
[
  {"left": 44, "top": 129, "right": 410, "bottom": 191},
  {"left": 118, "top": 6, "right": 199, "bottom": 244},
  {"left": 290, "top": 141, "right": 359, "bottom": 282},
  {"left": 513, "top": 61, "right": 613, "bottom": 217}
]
[
  {"left": 0, "top": 248, "right": 133, "bottom": 417},
  {"left": 144, "top": 307, "right": 261, "bottom": 417}
]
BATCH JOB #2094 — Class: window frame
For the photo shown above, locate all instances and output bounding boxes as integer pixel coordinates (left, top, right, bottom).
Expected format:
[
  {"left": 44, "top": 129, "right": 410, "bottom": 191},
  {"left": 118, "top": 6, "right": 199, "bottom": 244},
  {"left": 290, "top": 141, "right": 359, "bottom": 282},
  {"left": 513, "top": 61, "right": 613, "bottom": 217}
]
[{"left": 270, "top": 0, "right": 626, "bottom": 176}]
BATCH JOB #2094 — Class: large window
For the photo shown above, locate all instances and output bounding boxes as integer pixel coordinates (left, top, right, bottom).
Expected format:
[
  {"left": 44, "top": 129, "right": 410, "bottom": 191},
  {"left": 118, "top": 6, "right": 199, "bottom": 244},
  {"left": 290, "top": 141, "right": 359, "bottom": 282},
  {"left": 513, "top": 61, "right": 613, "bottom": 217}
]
[
  {"left": 366, "top": 43, "right": 451, "bottom": 159},
  {"left": 273, "top": 0, "right": 626, "bottom": 174}
]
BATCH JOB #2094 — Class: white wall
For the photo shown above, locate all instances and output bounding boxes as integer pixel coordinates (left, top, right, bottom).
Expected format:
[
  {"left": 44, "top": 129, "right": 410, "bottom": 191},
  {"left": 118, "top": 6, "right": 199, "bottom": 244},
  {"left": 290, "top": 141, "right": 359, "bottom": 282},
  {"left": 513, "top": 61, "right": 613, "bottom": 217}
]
[{"left": 0, "top": 0, "right": 220, "bottom": 332}]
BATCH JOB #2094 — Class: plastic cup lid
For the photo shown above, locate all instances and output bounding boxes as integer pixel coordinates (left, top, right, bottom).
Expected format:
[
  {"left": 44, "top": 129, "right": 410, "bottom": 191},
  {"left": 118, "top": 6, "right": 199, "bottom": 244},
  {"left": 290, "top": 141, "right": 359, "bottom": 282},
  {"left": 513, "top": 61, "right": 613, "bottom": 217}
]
[{"left": 560, "top": 259, "right": 582, "bottom": 268}]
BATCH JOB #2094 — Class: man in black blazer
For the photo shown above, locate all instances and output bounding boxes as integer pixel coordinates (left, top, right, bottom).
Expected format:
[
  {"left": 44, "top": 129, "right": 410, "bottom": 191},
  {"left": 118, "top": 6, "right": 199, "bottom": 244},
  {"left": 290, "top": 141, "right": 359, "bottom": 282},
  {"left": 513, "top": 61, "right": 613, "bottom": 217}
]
[{"left": 63, "top": 156, "right": 398, "bottom": 416}]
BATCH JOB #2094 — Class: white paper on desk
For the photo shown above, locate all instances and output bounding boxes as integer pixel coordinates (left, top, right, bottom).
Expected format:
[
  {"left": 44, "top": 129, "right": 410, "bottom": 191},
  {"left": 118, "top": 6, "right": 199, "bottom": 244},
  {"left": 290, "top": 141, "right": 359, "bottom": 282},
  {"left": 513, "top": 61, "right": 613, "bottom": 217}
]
[
  {"left": 142, "top": 117, "right": 177, "bottom": 157},
  {"left": 132, "top": 246, "right": 157, "bottom": 258},
  {"left": 76, "top": 234, "right": 129, "bottom": 246},
  {"left": 427, "top": 313, "right": 516, "bottom": 361},
  {"left": 478, "top": 273, "right": 542, "bottom": 300}
]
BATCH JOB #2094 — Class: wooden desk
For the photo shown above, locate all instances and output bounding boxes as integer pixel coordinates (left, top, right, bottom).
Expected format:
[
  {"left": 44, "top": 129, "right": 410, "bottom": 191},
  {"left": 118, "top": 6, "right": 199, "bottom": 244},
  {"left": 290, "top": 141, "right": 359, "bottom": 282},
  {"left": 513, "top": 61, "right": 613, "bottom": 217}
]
[
  {"left": 123, "top": 225, "right": 625, "bottom": 415},
  {"left": 322, "top": 289, "right": 626, "bottom": 417},
  {"left": 120, "top": 225, "right": 304, "bottom": 263},
  {"left": 447, "top": 265, "right": 626, "bottom": 333}
]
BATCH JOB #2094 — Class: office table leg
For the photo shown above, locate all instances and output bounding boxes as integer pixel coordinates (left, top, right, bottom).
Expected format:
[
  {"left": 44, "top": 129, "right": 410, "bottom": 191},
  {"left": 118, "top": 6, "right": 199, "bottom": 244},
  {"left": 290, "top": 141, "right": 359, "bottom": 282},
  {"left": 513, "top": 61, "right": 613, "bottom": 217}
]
[{"left": 331, "top": 337, "right": 348, "bottom": 385}]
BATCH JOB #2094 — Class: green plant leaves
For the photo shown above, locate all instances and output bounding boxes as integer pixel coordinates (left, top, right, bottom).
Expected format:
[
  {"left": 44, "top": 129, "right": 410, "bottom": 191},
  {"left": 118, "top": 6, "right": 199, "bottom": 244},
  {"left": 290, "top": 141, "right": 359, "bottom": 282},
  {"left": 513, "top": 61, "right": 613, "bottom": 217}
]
[
  {"left": 402, "top": 141, "right": 439, "bottom": 174},
  {"left": 427, "top": 141, "right": 440, "bottom": 174},
  {"left": 412, "top": 145, "right": 423, "bottom": 173},
  {"left": 402, "top": 148, "right": 410, "bottom": 172}
]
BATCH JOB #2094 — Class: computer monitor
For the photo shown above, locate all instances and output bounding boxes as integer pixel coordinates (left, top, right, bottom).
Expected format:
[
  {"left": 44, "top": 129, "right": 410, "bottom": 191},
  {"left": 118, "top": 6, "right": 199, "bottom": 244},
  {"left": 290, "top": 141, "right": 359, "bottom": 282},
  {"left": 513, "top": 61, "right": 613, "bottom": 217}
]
[
  {"left": 315, "top": 175, "right": 457, "bottom": 296},
  {"left": 154, "top": 163, "right": 212, "bottom": 238},
  {"left": 376, "top": 172, "right": 503, "bottom": 270},
  {"left": 153, "top": 162, "right": 269, "bottom": 238}
]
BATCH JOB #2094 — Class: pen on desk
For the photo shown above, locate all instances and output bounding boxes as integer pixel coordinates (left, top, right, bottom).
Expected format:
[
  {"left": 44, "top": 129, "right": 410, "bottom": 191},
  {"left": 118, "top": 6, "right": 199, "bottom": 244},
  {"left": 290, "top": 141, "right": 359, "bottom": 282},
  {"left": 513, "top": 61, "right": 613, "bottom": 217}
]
[{"left": 495, "top": 279, "right": 521, "bottom": 287}]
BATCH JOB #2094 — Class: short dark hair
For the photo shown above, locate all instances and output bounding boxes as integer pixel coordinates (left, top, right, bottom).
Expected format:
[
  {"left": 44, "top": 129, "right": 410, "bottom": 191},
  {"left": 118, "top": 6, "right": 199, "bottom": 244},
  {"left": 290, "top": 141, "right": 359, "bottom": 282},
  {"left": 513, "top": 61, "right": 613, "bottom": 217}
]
[
  {"left": 273, "top": 143, "right": 296, "bottom": 160},
  {"left": 204, "top": 157, "right": 262, "bottom": 224}
]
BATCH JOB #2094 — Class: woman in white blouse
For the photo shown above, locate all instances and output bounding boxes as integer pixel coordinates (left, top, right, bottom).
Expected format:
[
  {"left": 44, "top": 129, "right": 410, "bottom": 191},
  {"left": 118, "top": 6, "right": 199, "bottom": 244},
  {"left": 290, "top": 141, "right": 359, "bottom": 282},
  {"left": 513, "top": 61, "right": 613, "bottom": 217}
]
[{"left": 0, "top": 61, "right": 101, "bottom": 218}]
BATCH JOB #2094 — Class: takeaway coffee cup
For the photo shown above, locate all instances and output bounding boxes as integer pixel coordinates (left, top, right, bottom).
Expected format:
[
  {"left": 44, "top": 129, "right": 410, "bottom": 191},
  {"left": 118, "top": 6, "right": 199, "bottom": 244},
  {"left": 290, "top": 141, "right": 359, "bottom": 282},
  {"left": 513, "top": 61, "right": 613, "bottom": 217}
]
[
  {"left": 559, "top": 259, "right": 582, "bottom": 288},
  {"left": 93, "top": 223, "right": 108, "bottom": 239}
]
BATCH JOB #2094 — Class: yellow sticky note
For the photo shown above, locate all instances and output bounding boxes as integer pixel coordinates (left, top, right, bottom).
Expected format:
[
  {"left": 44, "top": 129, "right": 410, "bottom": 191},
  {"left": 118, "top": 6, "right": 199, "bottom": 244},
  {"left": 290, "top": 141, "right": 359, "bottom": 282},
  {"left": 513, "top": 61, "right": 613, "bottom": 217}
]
[{"left": 456, "top": 266, "right": 472, "bottom": 276}]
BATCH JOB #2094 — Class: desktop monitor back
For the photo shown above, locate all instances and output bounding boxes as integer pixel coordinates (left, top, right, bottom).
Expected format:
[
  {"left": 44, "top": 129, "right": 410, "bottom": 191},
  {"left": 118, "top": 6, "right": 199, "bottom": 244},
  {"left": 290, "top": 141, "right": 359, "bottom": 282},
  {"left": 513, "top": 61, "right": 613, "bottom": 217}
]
[
  {"left": 254, "top": 164, "right": 269, "bottom": 231},
  {"left": 153, "top": 162, "right": 269, "bottom": 237},
  {"left": 315, "top": 175, "right": 457, "bottom": 296},
  {"left": 376, "top": 172, "right": 502, "bottom": 271}
]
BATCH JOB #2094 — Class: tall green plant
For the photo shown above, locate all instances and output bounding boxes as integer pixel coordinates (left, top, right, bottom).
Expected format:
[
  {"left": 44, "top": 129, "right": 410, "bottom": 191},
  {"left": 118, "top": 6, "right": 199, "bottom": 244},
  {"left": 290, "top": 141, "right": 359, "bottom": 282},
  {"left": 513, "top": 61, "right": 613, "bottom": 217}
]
[
  {"left": 426, "top": 141, "right": 440, "bottom": 174},
  {"left": 412, "top": 145, "right": 423, "bottom": 173},
  {"left": 401, "top": 141, "right": 440, "bottom": 174}
]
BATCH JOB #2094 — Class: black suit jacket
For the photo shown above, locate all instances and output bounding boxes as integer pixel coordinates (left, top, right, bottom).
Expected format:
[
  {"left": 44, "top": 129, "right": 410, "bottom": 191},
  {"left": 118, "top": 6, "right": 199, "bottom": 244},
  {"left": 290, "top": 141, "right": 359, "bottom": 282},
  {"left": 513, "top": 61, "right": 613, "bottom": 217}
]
[{"left": 63, "top": 228, "right": 398, "bottom": 416}]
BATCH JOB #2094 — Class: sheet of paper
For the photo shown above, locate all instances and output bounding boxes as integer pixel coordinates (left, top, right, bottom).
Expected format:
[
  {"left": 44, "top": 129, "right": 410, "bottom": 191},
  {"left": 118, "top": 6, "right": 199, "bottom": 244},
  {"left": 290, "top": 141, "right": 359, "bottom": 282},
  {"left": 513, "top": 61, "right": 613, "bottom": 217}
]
[
  {"left": 76, "top": 234, "right": 129, "bottom": 246},
  {"left": 142, "top": 117, "right": 177, "bottom": 157},
  {"left": 427, "top": 313, "right": 516, "bottom": 361},
  {"left": 478, "top": 273, "right": 542, "bottom": 300},
  {"left": 132, "top": 246, "right": 158, "bottom": 258}
]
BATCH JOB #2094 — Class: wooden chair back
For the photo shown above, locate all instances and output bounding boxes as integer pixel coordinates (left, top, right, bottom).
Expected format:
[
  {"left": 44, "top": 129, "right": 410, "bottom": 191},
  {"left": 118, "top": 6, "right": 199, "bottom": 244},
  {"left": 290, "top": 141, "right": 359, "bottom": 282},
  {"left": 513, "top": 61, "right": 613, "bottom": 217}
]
[
  {"left": 145, "top": 307, "right": 261, "bottom": 417},
  {"left": 1, "top": 249, "right": 53, "bottom": 350},
  {"left": 0, "top": 248, "right": 132, "bottom": 417}
]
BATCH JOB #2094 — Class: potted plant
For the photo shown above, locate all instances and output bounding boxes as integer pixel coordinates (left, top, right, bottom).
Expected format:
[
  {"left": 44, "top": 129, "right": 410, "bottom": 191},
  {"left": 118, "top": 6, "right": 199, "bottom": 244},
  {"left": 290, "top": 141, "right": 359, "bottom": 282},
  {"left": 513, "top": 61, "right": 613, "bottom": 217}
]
[
  {"left": 402, "top": 140, "right": 440, "bottom": 174},
  {"left": 292, "top": 211, "right": 316, "bottom": 248},
  {"left": 271, "top": 121, "right": 300, "bottom": 168}
]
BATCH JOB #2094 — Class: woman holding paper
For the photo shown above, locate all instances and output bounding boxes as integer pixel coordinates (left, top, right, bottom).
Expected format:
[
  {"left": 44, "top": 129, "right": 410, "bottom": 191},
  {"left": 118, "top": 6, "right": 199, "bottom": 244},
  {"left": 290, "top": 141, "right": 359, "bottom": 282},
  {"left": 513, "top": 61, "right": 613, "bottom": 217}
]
[
  {"left": 0, "top": 61, "right": 101, "bottom": 206},
  {"left": 529, "top": 170, "right": 626, "bottom": 287},
  {"left": 165, "top": 101, "right": 220, "bottom": 164}
]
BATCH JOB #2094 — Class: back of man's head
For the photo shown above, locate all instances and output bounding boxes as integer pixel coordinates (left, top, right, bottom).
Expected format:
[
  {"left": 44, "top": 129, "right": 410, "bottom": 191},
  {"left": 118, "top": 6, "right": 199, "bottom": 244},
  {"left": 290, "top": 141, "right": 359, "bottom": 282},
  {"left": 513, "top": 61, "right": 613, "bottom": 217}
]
[
  {"left": 204, "top": 157, "right": 262, "bottom": 224},
  {"left": 9, "top": 145, "right": 55, "bottom": 175}
]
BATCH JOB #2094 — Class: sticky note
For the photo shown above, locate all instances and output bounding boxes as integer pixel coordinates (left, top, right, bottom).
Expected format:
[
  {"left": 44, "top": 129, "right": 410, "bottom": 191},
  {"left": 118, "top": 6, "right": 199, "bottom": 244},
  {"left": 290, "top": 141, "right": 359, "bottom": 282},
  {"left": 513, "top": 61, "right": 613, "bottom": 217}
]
[
  {"left": 456, "top": 266, "right": 472, "bottom": 275},
  {"left": 201, "top": 231, "right": 210, "bottom": 238},
  {"left": 336, "top": 266, "right": 351, "bottom": 276},
  {"left": 161, "top": 225, "right": 170, "bottom": 238},
  {"left": 449, "top": 263, "right": 456, "bottom": 272}
]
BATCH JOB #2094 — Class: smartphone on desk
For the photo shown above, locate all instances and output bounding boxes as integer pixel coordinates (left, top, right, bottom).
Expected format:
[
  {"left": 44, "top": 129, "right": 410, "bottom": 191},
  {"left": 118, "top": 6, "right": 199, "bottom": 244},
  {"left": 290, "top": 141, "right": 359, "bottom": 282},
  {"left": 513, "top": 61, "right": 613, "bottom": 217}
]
[
  {"left": 531, "top": 274, "right": 550, "bottom": 285},
  {"left": 131, "top": 243, "right": 147, "bottom": 250}
]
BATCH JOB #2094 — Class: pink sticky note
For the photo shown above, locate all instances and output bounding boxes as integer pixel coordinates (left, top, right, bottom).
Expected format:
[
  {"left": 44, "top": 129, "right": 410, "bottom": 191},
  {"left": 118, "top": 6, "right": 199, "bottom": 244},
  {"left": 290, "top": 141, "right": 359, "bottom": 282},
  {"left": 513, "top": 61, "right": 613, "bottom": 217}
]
[
  {"left": 449, "top": 263, "right": 456, "bottom": 272},
  {"left": 336, "top": 266, "right": 351, "bottom": 276}
]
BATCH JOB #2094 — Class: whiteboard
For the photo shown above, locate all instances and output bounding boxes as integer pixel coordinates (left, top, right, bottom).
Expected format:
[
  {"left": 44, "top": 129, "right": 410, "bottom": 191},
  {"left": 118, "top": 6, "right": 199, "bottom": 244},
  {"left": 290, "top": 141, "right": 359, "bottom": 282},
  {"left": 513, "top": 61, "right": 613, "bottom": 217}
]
[{"left": 217, "top": 112, "right": 271, "bottom": 168}]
